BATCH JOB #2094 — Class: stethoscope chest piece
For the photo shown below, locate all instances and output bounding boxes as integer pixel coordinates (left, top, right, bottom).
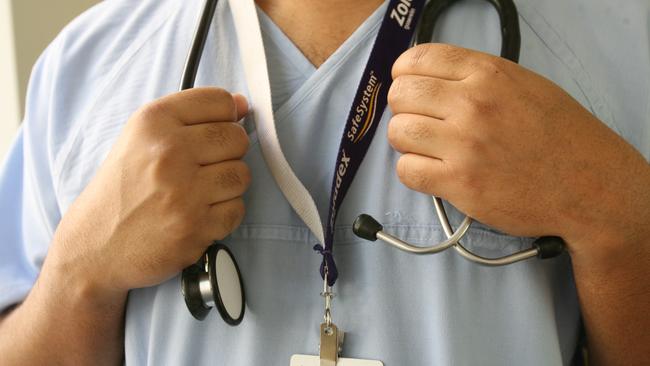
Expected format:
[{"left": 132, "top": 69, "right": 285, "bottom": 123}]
[{"left": 181, "top": 243, "right": 245, "bottom": 325}]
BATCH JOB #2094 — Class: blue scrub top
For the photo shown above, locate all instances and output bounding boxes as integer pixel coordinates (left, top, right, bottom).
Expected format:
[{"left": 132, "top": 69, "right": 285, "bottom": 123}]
[{"left": 1, "top": 0, "right": 649, "bottom": 365}]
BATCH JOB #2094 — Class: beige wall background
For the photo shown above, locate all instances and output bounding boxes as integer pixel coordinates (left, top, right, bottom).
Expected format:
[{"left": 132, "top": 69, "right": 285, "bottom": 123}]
[{"left": 0, "top": 0, "right": 98, "bottom": 162}]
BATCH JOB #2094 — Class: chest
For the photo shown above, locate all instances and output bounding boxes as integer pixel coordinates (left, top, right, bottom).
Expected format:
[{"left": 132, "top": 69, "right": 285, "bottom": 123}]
[
  {"left": 255, "top": 0, "right": 384, "bottom": 67},
  {"left": 53, "top": 0, "right": 649, "bottom": 232}
]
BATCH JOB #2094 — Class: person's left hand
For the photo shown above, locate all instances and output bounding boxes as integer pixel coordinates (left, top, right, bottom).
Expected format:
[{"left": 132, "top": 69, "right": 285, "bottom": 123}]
[{"left": 387, "top": 43, "right": 650, "bottom": 251}]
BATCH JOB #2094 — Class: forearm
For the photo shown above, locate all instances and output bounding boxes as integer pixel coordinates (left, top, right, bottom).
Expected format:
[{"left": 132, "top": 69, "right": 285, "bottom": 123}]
[
  {"left": 572, "top": 242, "right": 650, "bottom": 366},
  {"left": 568, "top": 161, "right": 650, "bottom": 365},
  {"left": 0, "top": 252, "right": 127, "bottom": 366}
]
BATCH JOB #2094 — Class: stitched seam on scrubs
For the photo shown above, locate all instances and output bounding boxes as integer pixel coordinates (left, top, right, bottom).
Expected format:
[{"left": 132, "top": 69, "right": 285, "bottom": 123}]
[
  {"left": 518, "top": 3, "right": 620, "bottom": 135},
  {"left": 518, "top": 16, "right": 594, "bottom": 114},
  {"left": 53, "top": 1, "right": 181, "bottom": 191},
  {"left": 232, "top": 223, "right": 530, "bottom": 249}
]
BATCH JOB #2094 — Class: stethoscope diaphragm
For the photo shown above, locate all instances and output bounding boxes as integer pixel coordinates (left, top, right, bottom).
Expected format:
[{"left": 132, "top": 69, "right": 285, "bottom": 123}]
[{"left": 181, "top": 243, "right": 245, "bottom": 325}]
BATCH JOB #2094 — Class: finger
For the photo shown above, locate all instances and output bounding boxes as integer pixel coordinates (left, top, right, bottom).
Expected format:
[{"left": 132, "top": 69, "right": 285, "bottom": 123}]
[
  {"left": 388, "top": 75, "right": 460, "bottom": 119},
  {"left": 232, "top": 93, "right": 249, "bottom": 121},
  {"left": 392, "top": 43, "right": 490, "bottom": 81},
  {"left": 196, "top": 160, "right": 251, "bottom": 204},
  {"left": 388, "top": 113, "right": 453, "bottom": 159},
  {"left": 206, "top": 197, "right": 246, "bottom": 241},
  {"left": 184, "top": 122, "right": 249, "bottom": 164},
  {"left": 148, "top": 88, "right": 248, "bottom": 125},
  {"left": 396, "top": 153, "right": 448, "bottom": 196}
]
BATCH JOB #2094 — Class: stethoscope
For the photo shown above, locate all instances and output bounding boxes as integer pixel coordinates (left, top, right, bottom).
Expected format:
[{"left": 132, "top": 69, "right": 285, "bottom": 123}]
[
  {"left": 353, "top": 0, "right": 566, "bottom": 265},
  {"left": 180, "top": 0, "right": 566, "bottom": 323}
]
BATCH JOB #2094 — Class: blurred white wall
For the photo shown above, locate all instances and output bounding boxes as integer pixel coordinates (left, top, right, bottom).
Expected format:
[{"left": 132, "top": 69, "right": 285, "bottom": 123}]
[
  {"left": 0, "top": 0, "right": 21, "bottom": 163},
  {"left": 0, "top": 0, "right": 98, "bottom": 162}
]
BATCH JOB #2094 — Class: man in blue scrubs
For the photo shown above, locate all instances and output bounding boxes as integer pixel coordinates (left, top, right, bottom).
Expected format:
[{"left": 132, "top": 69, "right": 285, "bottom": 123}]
[{"left": 0, "top": 0, "right": 648, "bottom": 365}]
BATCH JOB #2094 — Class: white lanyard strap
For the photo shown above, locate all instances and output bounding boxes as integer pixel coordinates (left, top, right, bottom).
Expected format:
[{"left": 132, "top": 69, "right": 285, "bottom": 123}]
[{"left": 229, "top": 0, "right": 325, "bottom": 244}]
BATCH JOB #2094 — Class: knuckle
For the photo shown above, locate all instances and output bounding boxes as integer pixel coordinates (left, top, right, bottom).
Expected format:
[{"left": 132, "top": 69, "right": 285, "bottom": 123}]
[
  {"left": 236, "top": 162, "right": 252, "bottom": 190},
  {"left": 207, "top": 88, "right": 236, "bottom": 117},
  {"left": 462, "top": 89, "right": 499, "bottom": 117},
  {"left": 230, "top": 198, "right": 246, "bottom": 223},
  {"left": 148, "top": 138, "right": 181, "bottom": 170},
  {"left": 168, "top": 210, "right": 197, "bottom": 240},
  {"left": 205, "top": 87, "right": 231, "bottom": 101},
  {"left": 231, "top": 125, "right": 250, "bottom": 156},
  {"left": 476, "top": 57, "right": 507, "bottom": 78},
  {"left": 407, "top": 44, "right": 430, "bottom": 69},
  {"left": 396, "top": 156, "right": 432, "bottom": 192},
  {"left": 211, "top": 87, "right": 234, "bottom": 105},
  {"left": 387, "top": 76, "right": 405, "bottom": 107},
  {"left": 453, "top": 160, "right": 482, "bottom": 196},
  {"left": 137, "top": 100, "right": 170, "bottom": 123},
  {"left": 386, "top": 115, "right": 404, "bottom": 146},
  {"left": 150, "top": 135, "right": 182, "bottom": 162},
  {"left": 215, "top": 199, "right": 245, "bottom": 239},
  {"left": 189, "top": 87, "right": 236, "bottom": 119},
  {"left": 436, "top": 44, "right": 467, "bottom": 64},
  {"left": 396, "top": 157, "right": 409, "bottom": 182}
]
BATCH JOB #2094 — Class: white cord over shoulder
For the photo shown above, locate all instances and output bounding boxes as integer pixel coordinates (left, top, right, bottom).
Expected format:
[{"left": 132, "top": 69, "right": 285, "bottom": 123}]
[{"left": 229, "top": 0, "right": 325, "bottom": 244}]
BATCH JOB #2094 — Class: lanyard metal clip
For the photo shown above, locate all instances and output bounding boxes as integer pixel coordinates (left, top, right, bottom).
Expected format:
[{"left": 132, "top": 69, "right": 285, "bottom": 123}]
[
  {"left": 319, "top": 321, "right": 344, "bottom": 366},
  {"left": 319, "top": 269, "right": 344, "bottom": 366}
]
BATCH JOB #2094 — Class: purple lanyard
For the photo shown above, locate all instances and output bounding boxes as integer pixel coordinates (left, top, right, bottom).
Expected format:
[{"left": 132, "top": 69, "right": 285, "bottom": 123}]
[{"left": 314, "top": 0, "right": 426, "bottom": 286}]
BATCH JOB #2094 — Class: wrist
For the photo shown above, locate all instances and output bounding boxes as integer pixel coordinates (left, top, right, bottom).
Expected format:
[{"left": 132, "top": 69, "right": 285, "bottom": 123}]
[
  {"left": 40, "top": 245, "right": 128, "bottom": 312},
  {"left": 563, "top": 160, "right": 650, "bottom": 267}
]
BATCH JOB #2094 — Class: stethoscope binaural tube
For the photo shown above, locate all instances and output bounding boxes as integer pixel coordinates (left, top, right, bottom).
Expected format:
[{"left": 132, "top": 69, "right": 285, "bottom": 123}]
[
  {"left": 413, "top": 0, "right": 521, "bottom": 61},
  {"left": 353, "top": 199, "right": 565, "bottom": 266},
  {"left": 354, "top": 0, "right": 567, "bottom": 265}
]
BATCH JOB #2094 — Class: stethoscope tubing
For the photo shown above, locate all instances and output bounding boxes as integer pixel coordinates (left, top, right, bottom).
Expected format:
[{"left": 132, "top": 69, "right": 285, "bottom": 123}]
[
  {"left": 181, "top": 0, "right": 567, "bottom": 323},
  {"left": 432, "top": 197, "right": 539, "bottom": 265},
  {"left": 354, "top": 0, "right": 566, "bottom": 266},
  {"left": 180, "top": 0, "right": 218, "bottom": 91}
]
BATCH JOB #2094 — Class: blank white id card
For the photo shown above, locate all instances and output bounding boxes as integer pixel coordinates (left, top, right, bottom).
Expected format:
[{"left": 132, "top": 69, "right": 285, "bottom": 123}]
[{"left": 290, "top": 355, "right": 383, "bottom": 366}]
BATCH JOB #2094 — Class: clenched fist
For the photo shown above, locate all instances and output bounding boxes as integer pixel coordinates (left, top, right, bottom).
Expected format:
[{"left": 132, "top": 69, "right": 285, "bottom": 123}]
[
  {"left": 387, "top": 44, "right": 650, "bottom": 251},
  {"left": 48, "top": 88, "right": 251, "bottom": 293}
]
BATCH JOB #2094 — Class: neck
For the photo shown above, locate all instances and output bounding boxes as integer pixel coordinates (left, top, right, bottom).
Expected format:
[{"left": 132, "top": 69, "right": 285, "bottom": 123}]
[{"left": 256, "top": 0, "right": 384, "bottom": 67}]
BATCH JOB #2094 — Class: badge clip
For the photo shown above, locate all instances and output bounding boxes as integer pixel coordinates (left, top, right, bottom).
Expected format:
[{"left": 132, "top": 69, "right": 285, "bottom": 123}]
[
  {"left": 319, "top": 271, "right": 344, "bottom": 366},
  {"left": 319, "top": 322, "right": 344, "bottom": 366}
]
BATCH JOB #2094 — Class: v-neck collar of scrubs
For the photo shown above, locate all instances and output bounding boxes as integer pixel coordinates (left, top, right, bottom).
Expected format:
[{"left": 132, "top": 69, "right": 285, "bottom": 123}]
[{"left": 256, "top": 2, "right": 388, "bottom": 121}]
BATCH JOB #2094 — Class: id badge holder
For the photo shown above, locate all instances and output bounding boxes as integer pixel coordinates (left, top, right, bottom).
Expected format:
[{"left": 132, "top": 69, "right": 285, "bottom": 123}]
[
  {"left": 290, "top": 323, "right": 383, "bottom": 366},
  {"left": 290, "top": 355, "right": 383, "bottom": 366}
]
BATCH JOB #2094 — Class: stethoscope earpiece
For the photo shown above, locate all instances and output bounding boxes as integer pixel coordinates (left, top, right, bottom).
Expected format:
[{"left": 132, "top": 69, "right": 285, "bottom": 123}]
[
  {"left": 181, "top": 243, "right": 245, "bottom": 325},
  {"left": 352, "top": 214, "right": 384, "bottom": 241},
  {"left": 532, "top": 236, "right": 565, "bottom": 259}
]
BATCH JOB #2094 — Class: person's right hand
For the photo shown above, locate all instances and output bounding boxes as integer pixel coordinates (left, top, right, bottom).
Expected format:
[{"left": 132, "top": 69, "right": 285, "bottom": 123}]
[{"left": 47, "top": 88, "right": 251, "bottom": 294}]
